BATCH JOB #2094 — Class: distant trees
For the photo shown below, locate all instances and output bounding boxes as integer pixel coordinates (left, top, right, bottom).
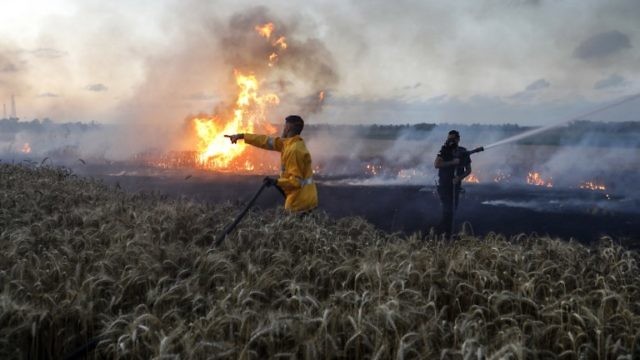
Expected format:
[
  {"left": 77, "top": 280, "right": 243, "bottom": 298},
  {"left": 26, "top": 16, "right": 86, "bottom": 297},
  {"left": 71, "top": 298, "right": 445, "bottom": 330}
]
[{"left": 305, "top": 122, "right": 532, "bottom": 140}]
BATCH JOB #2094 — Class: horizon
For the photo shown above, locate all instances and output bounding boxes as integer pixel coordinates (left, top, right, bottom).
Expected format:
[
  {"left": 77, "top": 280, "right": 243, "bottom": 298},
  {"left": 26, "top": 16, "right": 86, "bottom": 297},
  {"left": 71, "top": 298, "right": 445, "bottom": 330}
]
[{"left": 2, "top": 113, "right": 639, "bottom": 129}]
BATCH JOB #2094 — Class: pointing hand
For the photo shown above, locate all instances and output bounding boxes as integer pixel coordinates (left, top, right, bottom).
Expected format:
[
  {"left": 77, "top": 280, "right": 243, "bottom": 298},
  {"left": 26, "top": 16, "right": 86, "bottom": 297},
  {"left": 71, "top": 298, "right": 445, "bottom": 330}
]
[{"left": 224, "top": 134, "right": 243, "bottom": 144}]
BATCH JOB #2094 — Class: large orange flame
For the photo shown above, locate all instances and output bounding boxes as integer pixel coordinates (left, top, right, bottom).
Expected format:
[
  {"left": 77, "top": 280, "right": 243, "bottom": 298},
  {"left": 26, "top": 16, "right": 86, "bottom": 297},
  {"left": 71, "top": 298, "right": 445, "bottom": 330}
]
[
  {"left": 187, "top": 22, "right": 291, "bottom": 172},
  {"left": 191, "top": 71, "right": 278, "bottom": 170}
]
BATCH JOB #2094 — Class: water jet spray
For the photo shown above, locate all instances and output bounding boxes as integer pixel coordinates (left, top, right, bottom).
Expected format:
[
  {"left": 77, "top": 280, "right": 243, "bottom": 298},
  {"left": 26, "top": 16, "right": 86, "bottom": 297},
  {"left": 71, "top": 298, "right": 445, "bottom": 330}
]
[{"left": 481, "top": 93, "right": 640, "bottom": 151}]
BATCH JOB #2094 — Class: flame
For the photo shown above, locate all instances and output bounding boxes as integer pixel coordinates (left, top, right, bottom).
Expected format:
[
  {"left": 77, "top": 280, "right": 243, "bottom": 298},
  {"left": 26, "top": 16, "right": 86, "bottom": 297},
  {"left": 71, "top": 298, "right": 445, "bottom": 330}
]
[
  {"left": 21, "top": 142, "right": 31, "bottom": 154},
  {"left": 365, "top": 163, "right": 382, "bottom": 176},
  {"left": 463, "top": 173, "right": 480, "bottom": 183},
  {"left": 187, "top": 22, "right": 293, "bottom": 172},
  {"left": 493, "top": 170, "right": 511, "bottom": 183},
  {"left": 192, "top": 70, "right": 279, "bottom": 170},
  {"left": 255, "top": 23, "right": 287, "bottom": 67},
  {"left": 255, "top": 23, "right": 274, "bottom": 38},
  {"left": 526, "top": 171, "right": 553, "bottom": 187},
  {"left": 162, "top": 21, "right": 307, "bottom": 173},
  {"left": 318, "top": 91, "right": 325, "bottom": 102},
  {"left": 268, "top": 52, "right": 278, "bottom": 67},
  {"left": 579, "top": 181, "right": 606, "bottom": 191},
  {"left": 273, "top": 36, "right": 287, "bottom": 49}
]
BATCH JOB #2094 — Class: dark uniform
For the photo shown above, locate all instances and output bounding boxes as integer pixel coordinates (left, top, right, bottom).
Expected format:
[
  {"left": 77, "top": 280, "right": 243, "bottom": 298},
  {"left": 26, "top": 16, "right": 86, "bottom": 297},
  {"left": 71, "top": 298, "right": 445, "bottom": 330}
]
[{"left": 436, "top": 145, "right": 471, "bottom": 236}]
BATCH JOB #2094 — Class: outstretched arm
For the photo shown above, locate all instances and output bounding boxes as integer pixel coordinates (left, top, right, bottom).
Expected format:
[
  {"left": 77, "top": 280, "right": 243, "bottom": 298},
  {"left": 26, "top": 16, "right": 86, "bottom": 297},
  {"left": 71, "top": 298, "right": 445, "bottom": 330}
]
[{"left": 225, "top": 133, "right": 283, "bottom": 152}]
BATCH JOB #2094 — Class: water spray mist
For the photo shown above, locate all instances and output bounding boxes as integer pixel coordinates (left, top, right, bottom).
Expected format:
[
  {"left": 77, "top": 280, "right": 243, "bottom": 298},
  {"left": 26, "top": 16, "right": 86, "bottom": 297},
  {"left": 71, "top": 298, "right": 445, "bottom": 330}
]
[{"left": 480, "top": 93, "right": 640, "bottom": 151}]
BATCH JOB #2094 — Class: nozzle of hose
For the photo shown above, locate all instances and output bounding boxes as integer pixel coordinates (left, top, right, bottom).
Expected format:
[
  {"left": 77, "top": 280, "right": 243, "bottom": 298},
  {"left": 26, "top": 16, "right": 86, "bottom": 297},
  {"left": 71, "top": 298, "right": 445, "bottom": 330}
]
[{"left": 468, "top": 146, "right": 484, "bottom": 155}]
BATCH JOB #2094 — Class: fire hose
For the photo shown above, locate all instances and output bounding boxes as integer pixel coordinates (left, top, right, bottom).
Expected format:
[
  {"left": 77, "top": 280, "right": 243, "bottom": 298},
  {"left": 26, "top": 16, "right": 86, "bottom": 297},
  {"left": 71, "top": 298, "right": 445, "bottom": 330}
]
[
  {"left": 464, "top": 146, "right": 485, "bottom": 156},
  {"left": 213, "top": 178, "right": 285, "bottom": 247}
]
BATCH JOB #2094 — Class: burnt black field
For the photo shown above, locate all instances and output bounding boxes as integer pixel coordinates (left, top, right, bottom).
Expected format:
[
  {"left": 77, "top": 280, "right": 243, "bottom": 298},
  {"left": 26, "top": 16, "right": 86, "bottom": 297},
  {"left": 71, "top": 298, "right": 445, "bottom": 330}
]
[{"left": 88, "top": 170, "right": 639, "bottom": 247}]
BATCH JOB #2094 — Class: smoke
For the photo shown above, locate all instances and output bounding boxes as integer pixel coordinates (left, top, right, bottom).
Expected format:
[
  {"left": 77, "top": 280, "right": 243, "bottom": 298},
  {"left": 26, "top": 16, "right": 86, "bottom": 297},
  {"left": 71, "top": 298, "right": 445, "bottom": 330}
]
[
  {"left": 594, "top": 74, "right": 630, "bottom": 90},
  {"left": 106, "top": 5, "right": 340, "bottom": 157},
  {"left": 309, "top": 117, "right": 640, "bottom": 212},
  {"left": 0, "top": 44, "right": 29, "bottom": 103},
  {"left": 306, "top": 124, "right": 510, "bottom": 183},
  {"left": 573, "top": 30, "right": 632, "bottom": 61},
  {"left": 0, "top": 120, "right": 106, "bottom": 160},
  {"left": 0, "top": 4, "right": 341, "bottom": 161},
  {"left": 215, "top": 6, "right": 338, "bottom": 115},
  {"left": 5, "top": 1, "right": 640, "bottom": 123},
  {"left": 536, "top": 131, "right": 640, "bottom": 196}
]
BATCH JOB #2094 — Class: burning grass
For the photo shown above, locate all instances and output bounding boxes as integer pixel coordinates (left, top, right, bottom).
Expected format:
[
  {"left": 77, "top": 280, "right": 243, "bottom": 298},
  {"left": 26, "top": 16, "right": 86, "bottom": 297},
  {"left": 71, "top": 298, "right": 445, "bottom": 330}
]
[{"left": 1, "top": 163, "right": 640, "bottom": 359}]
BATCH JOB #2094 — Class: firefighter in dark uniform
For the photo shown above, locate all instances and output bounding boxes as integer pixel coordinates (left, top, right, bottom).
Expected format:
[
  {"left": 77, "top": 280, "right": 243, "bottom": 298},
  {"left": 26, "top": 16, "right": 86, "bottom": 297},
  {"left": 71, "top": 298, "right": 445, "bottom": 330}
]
[{"left": 434, "top": 130, "right": 472, "bottom": 237}]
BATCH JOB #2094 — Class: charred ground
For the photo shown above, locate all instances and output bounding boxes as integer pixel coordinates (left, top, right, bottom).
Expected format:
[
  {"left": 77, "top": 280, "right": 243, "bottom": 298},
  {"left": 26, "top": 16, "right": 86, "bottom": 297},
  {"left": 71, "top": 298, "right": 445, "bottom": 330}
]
[{"left": 91, "top": 171, "right": 640, "bottom": 247}]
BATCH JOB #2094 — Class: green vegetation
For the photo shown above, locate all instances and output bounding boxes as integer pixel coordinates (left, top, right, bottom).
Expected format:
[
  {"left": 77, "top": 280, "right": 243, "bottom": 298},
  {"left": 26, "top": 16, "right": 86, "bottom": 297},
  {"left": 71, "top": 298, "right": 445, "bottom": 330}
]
[{"left": 1, "top": 164, "right": 640, "bottom": 359}]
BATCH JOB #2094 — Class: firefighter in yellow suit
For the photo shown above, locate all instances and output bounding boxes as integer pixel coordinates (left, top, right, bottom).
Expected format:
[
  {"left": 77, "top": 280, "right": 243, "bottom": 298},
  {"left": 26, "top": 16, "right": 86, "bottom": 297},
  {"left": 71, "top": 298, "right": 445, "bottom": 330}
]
[{"left": 225, "top": 115, "right": 318, "bottom": 212}]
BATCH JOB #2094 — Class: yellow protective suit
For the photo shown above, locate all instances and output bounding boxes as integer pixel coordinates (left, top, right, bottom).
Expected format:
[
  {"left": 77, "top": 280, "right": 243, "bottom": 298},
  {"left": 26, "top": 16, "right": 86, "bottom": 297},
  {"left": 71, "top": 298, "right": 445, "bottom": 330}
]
[{"left": 244, "top": 134, "right": 318, "bottom": 212}]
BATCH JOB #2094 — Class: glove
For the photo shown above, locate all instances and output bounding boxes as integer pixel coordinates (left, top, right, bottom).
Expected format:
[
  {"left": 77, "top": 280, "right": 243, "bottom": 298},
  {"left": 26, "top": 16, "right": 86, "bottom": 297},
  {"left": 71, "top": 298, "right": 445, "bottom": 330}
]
[{"left": 263, "top": 177, "right": 278, "bottom": 187}]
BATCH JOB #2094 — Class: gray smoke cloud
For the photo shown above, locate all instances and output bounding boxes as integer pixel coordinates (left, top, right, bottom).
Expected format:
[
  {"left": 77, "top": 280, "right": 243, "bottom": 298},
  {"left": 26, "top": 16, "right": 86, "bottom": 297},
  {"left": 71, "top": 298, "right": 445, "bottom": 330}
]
[
  {"left": 509, "top": 79, "right": 552, "bottom": 101},
  {"left": 6, "top": 0, "right": 640, "bottom": 125},
  {"left": 1, "top": 4, "right": 341, "bottom": 160},
  {"left": 1, "top": 63, "right": 18, "bottom": 73},
  {"left": 3, "top": 0, "right": 640, "bottom": 184},
  {"left": 0, "top": 45, "right": 29, "bottom": 103},
  {"left": 594, "top": 74, "right": 629, "bottom": 90},
  {"left": 214, "top": 6, "right": 338, "bottom": 115},
  {"left": 573, "top": 30, "right": 632, "bottom": 60},
  {"left": 525, "top": 79, "right": 551, "bottom": 91},
  {"left": 85, "top": 83, "right": 108, "bottom": 92}
]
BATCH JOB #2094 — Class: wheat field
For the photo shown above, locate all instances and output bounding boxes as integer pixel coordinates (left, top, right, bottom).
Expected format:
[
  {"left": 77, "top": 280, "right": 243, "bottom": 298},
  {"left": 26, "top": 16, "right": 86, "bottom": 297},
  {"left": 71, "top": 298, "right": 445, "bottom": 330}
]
[{"left": 1, "top": 163, "right": 639, "bottom": 359}]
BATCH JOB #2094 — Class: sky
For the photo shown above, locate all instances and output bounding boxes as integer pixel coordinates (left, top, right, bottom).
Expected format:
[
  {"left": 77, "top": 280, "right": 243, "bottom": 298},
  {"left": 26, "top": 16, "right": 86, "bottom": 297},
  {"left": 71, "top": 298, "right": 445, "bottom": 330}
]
[{"left": 0, "top": 0, "right": 639, "bottom": 126}]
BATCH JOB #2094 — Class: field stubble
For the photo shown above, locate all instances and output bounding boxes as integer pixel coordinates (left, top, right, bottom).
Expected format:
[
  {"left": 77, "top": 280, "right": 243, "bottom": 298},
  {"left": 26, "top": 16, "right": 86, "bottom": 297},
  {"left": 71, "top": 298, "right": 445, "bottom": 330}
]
[{"left": 1, "top": 164, "right": 639, "bottom": 359}]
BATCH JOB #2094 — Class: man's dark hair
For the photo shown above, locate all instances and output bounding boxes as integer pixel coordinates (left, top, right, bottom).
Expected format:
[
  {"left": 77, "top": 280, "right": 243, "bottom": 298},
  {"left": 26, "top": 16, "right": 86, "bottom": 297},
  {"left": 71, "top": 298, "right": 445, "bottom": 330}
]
[
  {"left": 448, "top": 130, "right": 460, "bottom": 138},
  {"left": 286, "top": 115, "right": 304, "bottom": 134}
]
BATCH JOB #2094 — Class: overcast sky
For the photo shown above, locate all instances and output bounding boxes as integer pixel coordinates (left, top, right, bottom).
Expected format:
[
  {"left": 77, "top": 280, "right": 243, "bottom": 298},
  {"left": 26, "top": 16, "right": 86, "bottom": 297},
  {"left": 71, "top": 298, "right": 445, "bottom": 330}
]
[{"left": 1, "top": 0, "right": 639, "bottom": 126}]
